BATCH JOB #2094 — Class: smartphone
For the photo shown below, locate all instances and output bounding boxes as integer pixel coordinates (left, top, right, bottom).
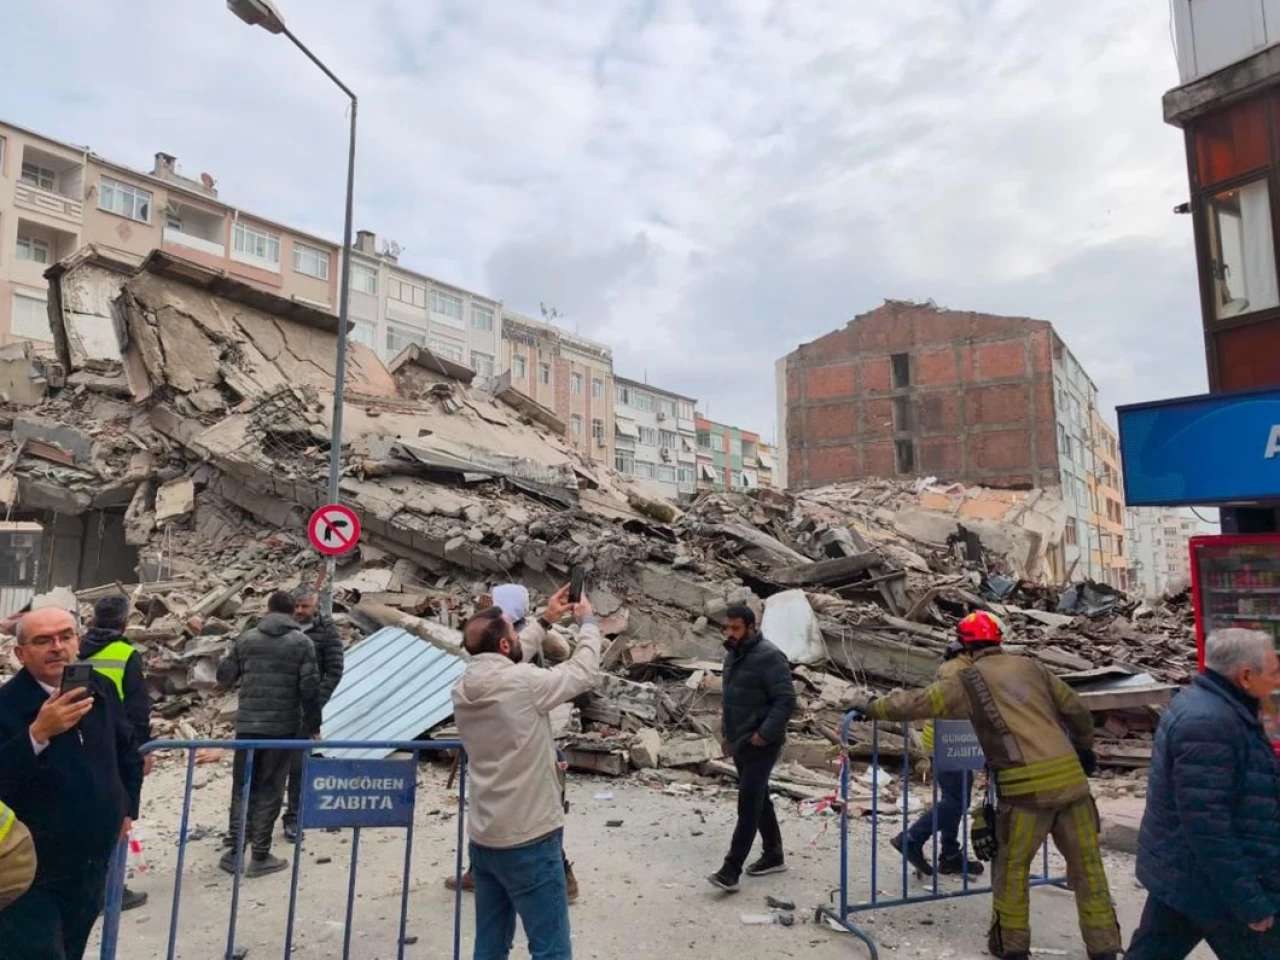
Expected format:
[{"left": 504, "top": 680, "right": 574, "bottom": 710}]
[
  {"left": 568, "top": 565, "right": 586, "bottom": 604},
  {"left": 60, "top": 662, "right": 96, "bottom": 696}
]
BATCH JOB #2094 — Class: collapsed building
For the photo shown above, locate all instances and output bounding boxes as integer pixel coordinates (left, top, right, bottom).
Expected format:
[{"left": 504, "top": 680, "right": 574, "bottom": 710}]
[{"left": 0, "top": 248, "right": 1196, "bottom": 796}]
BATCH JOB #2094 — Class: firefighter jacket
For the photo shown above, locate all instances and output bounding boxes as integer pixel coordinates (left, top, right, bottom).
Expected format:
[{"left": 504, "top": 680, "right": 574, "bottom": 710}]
[
  {"left": 921, "top": 653, "right": 972, "bottom": 752},
  {"left": 866, "top": 647, "right": 1095, "bottom": 809}
]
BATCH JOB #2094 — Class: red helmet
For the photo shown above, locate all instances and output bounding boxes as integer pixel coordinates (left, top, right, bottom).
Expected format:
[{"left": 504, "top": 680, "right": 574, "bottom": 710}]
[{"left": 957, "top": 611, "right": 1004, "bottom": 645}]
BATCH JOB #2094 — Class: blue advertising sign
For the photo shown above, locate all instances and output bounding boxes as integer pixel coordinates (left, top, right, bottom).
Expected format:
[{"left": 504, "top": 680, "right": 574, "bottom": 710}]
[
  {"left": 932, "top": 720, "right": 985, "bottom": 772},
  {"left": 301, "top": 758, "right": 417, "bottom": 829},
  {"left": 1118, "top": 387, "right": 1280, "bottom": 507}
]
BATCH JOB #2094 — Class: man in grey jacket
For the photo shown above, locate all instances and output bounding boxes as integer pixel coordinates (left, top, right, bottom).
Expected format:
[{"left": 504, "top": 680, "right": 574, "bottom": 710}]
[
  {"left": 216, "top": 591, "right": 319, "bottom": 878},
  {"left": 453, "top": 586, "right": 599, "bottom": 960}
]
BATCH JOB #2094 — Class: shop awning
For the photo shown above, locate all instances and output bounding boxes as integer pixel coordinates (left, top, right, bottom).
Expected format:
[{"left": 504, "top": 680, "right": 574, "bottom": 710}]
[
  {"left": 614, "top": 418, "right": 638, "bottom": 439},
  {"left": 699, "top": 462, "right": 718, "bottom": 481}
]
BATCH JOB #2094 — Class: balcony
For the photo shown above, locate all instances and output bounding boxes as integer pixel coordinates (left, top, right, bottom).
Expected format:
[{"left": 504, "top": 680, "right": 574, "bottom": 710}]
[
  {"left": 162, "top": 204, "right": 226, "bottom": 259},
  {"left": 12, "top": 218, "right": 77, "bottom": 287},
  {"left": 14, "top": 146, "right": 84, "bottom": 225}
]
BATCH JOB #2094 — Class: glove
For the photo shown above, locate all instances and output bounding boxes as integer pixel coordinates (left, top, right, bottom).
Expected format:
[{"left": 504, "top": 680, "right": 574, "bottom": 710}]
[
  {"left": 1076, "top": 748, "right": 1098, "bottom": 777},
  {"left": 846, "top": 696, "right": 873, "bottom": 721},
  {"left": 971, "top": 799, "right": 998, "bottom": 862}
]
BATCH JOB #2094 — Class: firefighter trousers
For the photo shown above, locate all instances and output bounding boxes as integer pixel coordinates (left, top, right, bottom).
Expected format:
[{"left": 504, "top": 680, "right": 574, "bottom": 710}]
[{"left": 988, "top": 796, "right": 1121, "bottom": 958}]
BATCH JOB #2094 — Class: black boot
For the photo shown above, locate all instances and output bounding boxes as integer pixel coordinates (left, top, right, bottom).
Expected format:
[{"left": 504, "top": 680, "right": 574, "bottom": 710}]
[
  {"left": 890, "top": 832, "right": 933, "bottom": 877},
  {"left": 936, "top": 850, "right": 984, "bottom": 876},
  {"left": 121, "top": 887, "right": 148, "bottom": 911}
]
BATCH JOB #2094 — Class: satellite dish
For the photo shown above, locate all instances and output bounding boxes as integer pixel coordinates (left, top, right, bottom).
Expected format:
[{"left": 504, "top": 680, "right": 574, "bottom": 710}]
[{"left": 200, "top": 172, "right": 216, "bottom": 188}]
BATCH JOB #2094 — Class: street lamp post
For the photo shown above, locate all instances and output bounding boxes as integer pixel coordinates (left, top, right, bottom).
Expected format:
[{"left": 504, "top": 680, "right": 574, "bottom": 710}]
[{"left": 229, "top": 0, "right": 356, "bottom": 615}]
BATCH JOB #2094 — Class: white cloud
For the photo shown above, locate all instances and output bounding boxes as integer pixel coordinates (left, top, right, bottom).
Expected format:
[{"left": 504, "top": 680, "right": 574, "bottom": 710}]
[{"left": 2, "top": 0, "right": 1198, "bottom": 439}]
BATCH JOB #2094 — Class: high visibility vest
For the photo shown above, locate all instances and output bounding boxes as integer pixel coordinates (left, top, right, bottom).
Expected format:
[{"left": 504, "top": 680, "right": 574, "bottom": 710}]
[
  {"left": 0, "top": 802, "right": 15, "bottom": 846},
  {"left": 86, "top": 639, "right": 135, "bottom": 700}
]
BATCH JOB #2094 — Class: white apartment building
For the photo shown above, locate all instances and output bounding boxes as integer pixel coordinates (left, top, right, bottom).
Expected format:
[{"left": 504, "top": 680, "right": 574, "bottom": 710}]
[
  {"left": 1127, "top": 507, "right": 1198, "bottom": 598},
  {"left": 612, "top": 376, "right": 698, "bottom": 499}
]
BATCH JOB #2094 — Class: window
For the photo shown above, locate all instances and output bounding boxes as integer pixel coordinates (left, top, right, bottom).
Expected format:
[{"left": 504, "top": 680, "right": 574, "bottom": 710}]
[
  {"left": 895, "top": 439, "right": 915, "bottom": 474},
  {"left": 615, "top": 384, "right": 631, "bottom": 406},
  {"left": 658, "top": 429, "right": 678, "bottom": 449},
  {"left": 658, "top": 398, "right": 676, "bottom": 418},
  {"left": 350, "top": 262, "right": 378, "bottom": 295},
  {"left": 633, "top": 460, "right": 657, "bottom": 479},
  {"left": 697, "top": 430, "right": 713, "bottom": 450},
  {"left": 10, "top": 293, "right": 51, "bottom": 342},
  {"left": 15, "top": 236, "right": 49, "bottom": 264},
  {"left": 592, "top": 378, "right": 604, "bottom": 399},
  {"left": 232, "top": 222, "right": 280, "bottom": 266},
  {"left": 632, "top": 391, "right": 653, "bottom": 412},
  {"left": 472, "top": 305, "right": 495, "bottom": 331},
  {"left": 99, "top": 176, "right": 152, "bottom": 223},
  {"left": 571, "top": 372, "right": 584, "bottom": 394},
  {"left": 21, "top": 162, "right": 55, "bottom": 191},
  {"left": 349, "top": 320, "right": 376, "bottom": 348},
  {"left": 389, "top": 278, "right": 427, "bottom": 307},
  {"left": 570, "top": 414, "right": 583, "bottom": 436},
  {"left": 678, "top": 465, "right": 696, "bottom": 488},
  {"left": 471, "top": 351, "right": 495, "bottom": 379},
  {"left": 729, "top": 436, "right": 743, "bottom": 457},
  {"left": 615, "top": 449, "right": 634, "bottom": 474},
  {"left": 431, "top": 290, "right": 463, "bottom": 320},
  {"left": 428, "top": 338, "right": 464, "bottom": 361},
  {"left": 292, "top": 242, "right": 330, "bottom": 280},
  {"left": 1207, "top": 179, "right": 1279, "bottom": 319},
  {"left": 539, "top": 362, "right": 552, "bottom": 385},
  {"left": 1065, "top": 516, "right": 1078, "bottom": 546},
  {"left": 1117, "top": 536, "right": 1124, "bottom": 556},
  {"left": 637, "top": 425, "right": 658, "bottom": 446},
  {"left": 386, "top": 324, "right": 426, "bottom": 353},
  {"left": 891, "top": 353, "right": 910, "bottom": 388},
  {"left": 658, "top": 465, "right": 676, "bottom": 483},
  {"left": 677, "top": 400, "right": 694, "bottom": 420},
  {"left": 591, "top": 418, "right": 605, "bottom": 441},
  {"left": 513, "top": 355, "right": 527, "bottom": 379},
  {"left": 893, "top": 395, "right": 913, "bottom": 432}
]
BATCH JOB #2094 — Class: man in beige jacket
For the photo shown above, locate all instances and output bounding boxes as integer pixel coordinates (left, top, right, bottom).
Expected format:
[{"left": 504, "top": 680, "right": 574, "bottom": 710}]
[{"left": 453, "top": 587, "right": 600, "bottom": 960}]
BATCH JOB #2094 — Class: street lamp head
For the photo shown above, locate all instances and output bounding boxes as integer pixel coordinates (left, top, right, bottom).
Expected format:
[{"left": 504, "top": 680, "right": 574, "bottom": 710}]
[{"left": 227, "top": 0, "right": 286, "bottom": 34}]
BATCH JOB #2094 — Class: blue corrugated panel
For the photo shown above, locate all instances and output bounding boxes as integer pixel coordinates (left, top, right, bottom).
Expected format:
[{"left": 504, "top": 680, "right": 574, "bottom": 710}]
[{"left": 320, "top": 626, "right": 465, "bottom": 759}]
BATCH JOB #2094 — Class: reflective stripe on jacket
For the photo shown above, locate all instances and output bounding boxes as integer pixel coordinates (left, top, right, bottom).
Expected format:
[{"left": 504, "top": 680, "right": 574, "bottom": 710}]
[
  {"left": 922, "top": 654, "right": 972, "bottom": 752},
  {"left": 868, "top": 646, "right": 1095, "bottom": 809},
  {"left": 0, "top": 794, "right": 36, "bottom": 909},
  {"left": 86, "top": 639, "right": 135, "bottom": 700}
]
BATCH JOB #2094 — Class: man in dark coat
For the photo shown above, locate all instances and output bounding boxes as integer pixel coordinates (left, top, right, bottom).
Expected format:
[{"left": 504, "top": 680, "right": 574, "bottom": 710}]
[
  {"left": 0, "top": 607, "right": 143, "bottom": 960},
  {"left": 81, "top": 594, "right": 152, "bottom": 910},
  {"left": 1127, "top": 627, "right": 1280, "bottom": 959},
  {"left": 216, "top": 591, "right": 319, "bottom": 878},
  {"left": 281, "top": 585, "right": 345, "bottom": 841},
  {"left": 708, "top": 604, "right": 796, "bottom": 892}
]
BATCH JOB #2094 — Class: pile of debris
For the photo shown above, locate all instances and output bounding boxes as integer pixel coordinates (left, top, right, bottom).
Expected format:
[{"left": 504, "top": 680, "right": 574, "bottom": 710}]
[{"left": 0, "top": 247, "right": 1194, "bottom": 790}]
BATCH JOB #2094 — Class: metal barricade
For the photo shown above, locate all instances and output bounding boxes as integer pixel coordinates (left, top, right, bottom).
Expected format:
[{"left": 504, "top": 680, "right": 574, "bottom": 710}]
[
  {"left": 816, "top": 714, "right": 1066, "bottom": 958},
  {"left": 99, "top": 738, "right": 466, "bottom": 960}
]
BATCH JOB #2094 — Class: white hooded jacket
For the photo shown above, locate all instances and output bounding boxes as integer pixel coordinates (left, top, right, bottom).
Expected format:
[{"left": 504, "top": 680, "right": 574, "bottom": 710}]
[{"left": 452, "top": 619, "right": 603, "bottom": 849}]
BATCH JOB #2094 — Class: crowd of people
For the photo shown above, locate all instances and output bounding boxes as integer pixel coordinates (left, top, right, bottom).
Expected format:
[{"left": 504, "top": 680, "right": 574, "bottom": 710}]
[{"left": 0, "top": 577, "right": 1279, "bottom": 960}]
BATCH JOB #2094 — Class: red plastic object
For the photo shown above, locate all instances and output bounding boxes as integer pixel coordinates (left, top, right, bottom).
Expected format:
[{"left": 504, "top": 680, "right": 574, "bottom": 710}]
[{"left": 1190, "top": 534, "right": 1280, "bottom": 672}]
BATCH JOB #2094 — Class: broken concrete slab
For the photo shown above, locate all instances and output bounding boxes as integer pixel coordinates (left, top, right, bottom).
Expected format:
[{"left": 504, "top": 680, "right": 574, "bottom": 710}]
[
  {"left": 13, "top": 415, "right": 97, "bottom": 468},
  {"left": 660, "top": 737, "right": 722, "bottom": 768},
  {"left": 154, "top": 477, "right": 195, "bottom": 523},
  {"left": 630, "top": 728, "right": 662, "bottom": 769}
]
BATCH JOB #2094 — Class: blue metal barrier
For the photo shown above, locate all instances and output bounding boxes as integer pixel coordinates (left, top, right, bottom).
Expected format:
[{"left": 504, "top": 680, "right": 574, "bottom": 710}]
[
  {"left": 816, "top": 714, "right": 1067, "bottom": 958},
  {"left": 99, "top": 739, "right": 466, "bottom": 960}
]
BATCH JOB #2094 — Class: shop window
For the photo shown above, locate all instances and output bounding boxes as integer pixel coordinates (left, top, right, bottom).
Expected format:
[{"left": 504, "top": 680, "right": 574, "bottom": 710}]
[
  {"left": 1194, "top": 96, "right": 1269, "bottom": 188},
  {"left": 1206, "top": 179, "right": 1279, "bottom": 320}
]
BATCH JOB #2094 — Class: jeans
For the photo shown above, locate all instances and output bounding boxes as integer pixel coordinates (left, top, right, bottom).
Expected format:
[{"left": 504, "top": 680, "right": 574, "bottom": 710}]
[
  {"left": 471, "top": 830, "right": 571, "bottom": 960},
  {"left": 1126, "top": 894, "right": 1280, "bottom": 960},
  {"left": 724, "top": 742, "right": 784, "bottom": 878},
  {"left": 0, "top": 862, "right": 109, "bottom": 960},
  {"left": 905, "top": 768, "right": 968, "bottom": 858},
  {"left": 228, "top": 747, "right": 292, "bottom": 857}
]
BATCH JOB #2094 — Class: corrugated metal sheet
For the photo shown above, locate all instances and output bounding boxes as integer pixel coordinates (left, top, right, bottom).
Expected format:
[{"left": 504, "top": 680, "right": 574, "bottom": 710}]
[{"left": 320, "top": 626, "right": 465, "bottom": 759}]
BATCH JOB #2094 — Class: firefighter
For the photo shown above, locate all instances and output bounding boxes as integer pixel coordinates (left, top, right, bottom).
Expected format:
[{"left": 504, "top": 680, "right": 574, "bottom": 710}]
[{"left": 849, "top": 611, "right": 1121, "bottom": 960}]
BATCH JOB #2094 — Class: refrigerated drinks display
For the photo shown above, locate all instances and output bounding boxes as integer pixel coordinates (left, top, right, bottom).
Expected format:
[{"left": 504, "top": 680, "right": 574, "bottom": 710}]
[{"left": 1191, "top": 535, "right": 1280, "bottom": 669}]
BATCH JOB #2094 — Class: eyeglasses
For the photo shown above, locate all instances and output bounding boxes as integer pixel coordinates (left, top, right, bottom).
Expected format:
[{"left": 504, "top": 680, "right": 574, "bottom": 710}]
[{"left": 21, "top": 628, "right": 78, "bottom": 649}]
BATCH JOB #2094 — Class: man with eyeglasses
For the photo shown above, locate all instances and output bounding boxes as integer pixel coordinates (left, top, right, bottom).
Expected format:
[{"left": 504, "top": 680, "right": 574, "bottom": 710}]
[{"left": 0, "top": 607, "right": 143, "bottom": 960}]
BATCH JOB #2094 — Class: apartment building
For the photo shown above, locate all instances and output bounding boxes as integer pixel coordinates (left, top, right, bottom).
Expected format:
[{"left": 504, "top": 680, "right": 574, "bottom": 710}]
[
  {"left": 1127, "top": 507, "right": 1197, "bottom": 598},
  {"left": 612, "top": 377, "right": 697, "bottom": 499},
  {"left": 777, "top": 299, "right": 1112, "bottom": 581},
  {"left": 498, "top": 311, "right": 614, "bottom": 468},
  {"left": 1085, "top": 413, "right": 1128, "bottom": 588},
  {"left": 757, "top": 441, "right": 779, "bottom": 489},
  {"left": 696, "top": 417, "right": 773, "bottom": 492},
  {"left": 0, "top": 120, "right": 339, "bottom": 346}
]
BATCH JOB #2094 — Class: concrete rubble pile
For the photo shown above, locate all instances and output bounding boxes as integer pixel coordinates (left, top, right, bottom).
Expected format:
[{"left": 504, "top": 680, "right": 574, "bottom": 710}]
[{"left": 0, "top": 248, "right": 1192, "bottom": 795}]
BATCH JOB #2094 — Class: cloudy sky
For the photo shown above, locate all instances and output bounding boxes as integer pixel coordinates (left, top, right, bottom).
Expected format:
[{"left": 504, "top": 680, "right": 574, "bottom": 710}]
[{"left": 5, "top": 1, "right": 1197, "bottom": 438}]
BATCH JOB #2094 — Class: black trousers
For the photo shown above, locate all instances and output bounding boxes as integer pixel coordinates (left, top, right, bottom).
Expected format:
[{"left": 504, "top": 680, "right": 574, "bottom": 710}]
[
  {"left": 0, "top": 864, "right": 109, "bottom": 960},
  {"left": 284, "top": 747, "right": 304, "bottom": 825},
  {"left": 1127, "top": 894, "right": 1280, "bottom": 960},
  {"left": 228, "top": 747, "right": 292, "bottom": 857},
  {"left": 723, "top": 742, "right": 784, "bottom": 878}
]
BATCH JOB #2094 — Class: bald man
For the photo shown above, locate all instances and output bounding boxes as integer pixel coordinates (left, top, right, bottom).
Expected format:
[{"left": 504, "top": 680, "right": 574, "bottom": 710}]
[{"left": 0, "top": 608, "right": 143, "bottom": 960}]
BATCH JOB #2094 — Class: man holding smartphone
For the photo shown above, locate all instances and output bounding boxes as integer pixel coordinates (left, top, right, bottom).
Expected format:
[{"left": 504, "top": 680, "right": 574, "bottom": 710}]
[{"left": 0, "top": 607, "right": 143, "bottom": 960}]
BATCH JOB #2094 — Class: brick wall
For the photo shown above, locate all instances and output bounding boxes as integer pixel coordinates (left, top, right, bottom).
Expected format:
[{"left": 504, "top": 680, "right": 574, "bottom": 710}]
[{"left": 783, "top": 301, "right": 1062, "bottom": 490}]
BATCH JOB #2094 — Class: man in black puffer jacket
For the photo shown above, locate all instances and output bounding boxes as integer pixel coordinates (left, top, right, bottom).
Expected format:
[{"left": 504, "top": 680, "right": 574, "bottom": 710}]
[
  {"left": 708, "top": 604, "right": 796, "bottom": 892},
  {"left": 216, "top": 591, "right": 319, "bottom": 879},
  {"left": 1128, "top": 627, "right": 1280, "bottom": 959}
]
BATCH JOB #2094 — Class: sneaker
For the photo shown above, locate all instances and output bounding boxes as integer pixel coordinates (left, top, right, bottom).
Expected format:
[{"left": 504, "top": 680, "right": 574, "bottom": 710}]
[
  {"left": 218, "top": 850, "right": 241, "bottom": 875},
  {"left": 890, "top": 833, "right": 933, "bottom": 877},
  {"left": 121, "top": 887, "right": 149, "bottom": 911},
  {"left": 245, "top": 853, "right": 289, "bottom": 878},
  {"left": 565, "top": 862, "right": 579, "bottom": 904},
  {"left": 444, "top": 869, "right": 474, "bottom": 892},
  {"left": 936, "top": 851, "right": 984, "bottom": 876},
  {"left": 282, "top": 820, "right": 298, "bottom": 843},
  {"left": 707, "top": 868, "right": 740, "bottom": 892},
  {"left": 744, "top": 853, "right": 787, "bottom": 877},
  {"left": 1087, "top": 955, "right": 1118, "bottom": 960}
]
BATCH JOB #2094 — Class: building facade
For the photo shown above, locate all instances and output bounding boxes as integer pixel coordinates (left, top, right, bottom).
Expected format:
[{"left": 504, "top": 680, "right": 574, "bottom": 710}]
[
  {"left": 611, "top": 376, "right": 697, "bottom": 499},
  {"left": 1086, "top": 413, "right": 1129, "bottom": 588},
  {"left": 696, "top": 417, "right": 772, "bottom": 492},
  {"left": 0, "top": 120, "right": 339, "bottom": 346},
  {"left": 1127, "top": 507, "right": 1196, "bottom": 597},
  {"left": 777, "top": 300, "right": 1119, "bottom": 581}
]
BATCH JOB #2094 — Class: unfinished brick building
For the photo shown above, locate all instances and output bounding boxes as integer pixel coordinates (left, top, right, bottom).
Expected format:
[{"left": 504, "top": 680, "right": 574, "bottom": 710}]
[{"left": 777, "top": 300, "right": 1099, "bottom": 496}]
